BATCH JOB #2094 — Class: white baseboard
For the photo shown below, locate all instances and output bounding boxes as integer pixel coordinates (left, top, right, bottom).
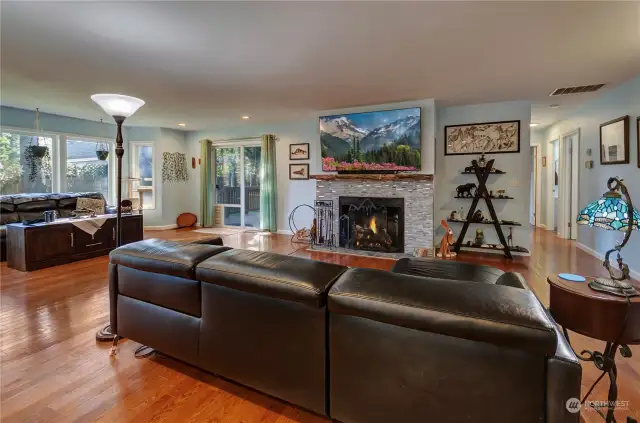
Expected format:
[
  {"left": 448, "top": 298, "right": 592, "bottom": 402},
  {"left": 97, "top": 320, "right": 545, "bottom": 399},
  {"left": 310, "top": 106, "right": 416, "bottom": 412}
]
[
  {"left": 276, "top": 229, "right": 293, "bottom": 235},
  {"left": 144, "top": 224, "right": 178, "bottom": 230},
  {"left": 538, "top": 223, "right": 548, "bottom": 230},
  {"left": 576, "top": 242, "right": 640, "bottom": 281}
]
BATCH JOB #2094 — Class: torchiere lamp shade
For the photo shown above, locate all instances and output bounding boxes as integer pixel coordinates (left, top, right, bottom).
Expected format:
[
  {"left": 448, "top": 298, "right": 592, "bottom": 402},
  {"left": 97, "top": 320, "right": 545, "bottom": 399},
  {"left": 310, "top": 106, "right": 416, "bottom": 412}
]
[
  {"left": 577, "top": 195, "right": 640, "bottom": 231},
  {"left": 91, "top": 94, "right": 145, "bottom": 118}
]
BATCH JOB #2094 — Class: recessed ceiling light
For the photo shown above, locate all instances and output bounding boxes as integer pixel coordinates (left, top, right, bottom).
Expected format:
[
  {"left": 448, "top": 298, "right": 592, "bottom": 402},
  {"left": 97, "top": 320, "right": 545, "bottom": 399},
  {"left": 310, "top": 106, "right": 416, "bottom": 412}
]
[
  {"left": 530, "top": 123, "right": 539, "bottom": 128},
  {"left": 549, "top": 104, "right": 560, "bottom": 109},
  {"left": 241, "top": 115, "right": 251, "bottom": 120},
  {"left": 177, "top": 123, "right": 186, "bottom": 127}
]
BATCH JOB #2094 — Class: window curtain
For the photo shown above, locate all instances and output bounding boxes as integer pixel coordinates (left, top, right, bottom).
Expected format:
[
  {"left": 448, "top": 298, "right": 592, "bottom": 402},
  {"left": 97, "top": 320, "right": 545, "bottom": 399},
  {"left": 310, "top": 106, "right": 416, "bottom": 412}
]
[
  {"left": 199, "top": 139, "right": 215, "bottom": 227},
  {"left": 260, "top": 134, "right": 278, "bottom": 232}
]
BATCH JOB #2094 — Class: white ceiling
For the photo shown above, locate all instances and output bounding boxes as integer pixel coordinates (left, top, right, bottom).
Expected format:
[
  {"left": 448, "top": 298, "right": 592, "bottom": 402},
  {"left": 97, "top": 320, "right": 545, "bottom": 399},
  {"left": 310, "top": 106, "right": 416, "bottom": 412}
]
[{"left": 1, "top": 1, "right": 639, "bottom": 130}]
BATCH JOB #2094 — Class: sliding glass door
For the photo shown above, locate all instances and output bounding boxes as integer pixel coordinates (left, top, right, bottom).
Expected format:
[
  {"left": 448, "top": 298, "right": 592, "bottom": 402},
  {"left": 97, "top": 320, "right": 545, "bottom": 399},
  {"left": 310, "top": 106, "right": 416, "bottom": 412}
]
[{"left": 215, "top": 144, "right": 261, "bottom": 229}]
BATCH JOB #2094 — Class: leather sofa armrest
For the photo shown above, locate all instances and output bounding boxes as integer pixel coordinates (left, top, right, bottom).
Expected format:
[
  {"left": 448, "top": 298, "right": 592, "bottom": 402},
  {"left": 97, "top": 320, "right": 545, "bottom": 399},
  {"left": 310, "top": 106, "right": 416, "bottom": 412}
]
[
  {"left": 496, "top": 272, "right": 531, "bottom": 290},
  {"left": 329, "top": 268, "right": 558, "bottom": 355},
  {"left": 546, "top": 324, "right": 582, "bottom": 423}
]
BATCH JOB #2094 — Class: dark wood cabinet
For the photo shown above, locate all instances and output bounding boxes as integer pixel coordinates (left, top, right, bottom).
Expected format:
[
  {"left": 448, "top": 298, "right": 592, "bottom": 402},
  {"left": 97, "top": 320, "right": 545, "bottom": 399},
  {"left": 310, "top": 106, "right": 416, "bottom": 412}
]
[
  {"left": 7, "top": 214, "right": 143, "bottom": 271},
  {"left": 72, "top": 219, "right": 116, "bottom": 256}
]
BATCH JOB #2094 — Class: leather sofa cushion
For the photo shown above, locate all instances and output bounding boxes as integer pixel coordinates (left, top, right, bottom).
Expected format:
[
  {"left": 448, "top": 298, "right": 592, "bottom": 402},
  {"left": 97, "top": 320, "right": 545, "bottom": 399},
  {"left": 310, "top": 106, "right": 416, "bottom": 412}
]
[
  {"left": 0, "top": 212, "right": 19, "bottom": 225},
  {"left": 196, "top": 249, "right": 347, "bottom": 308},
  {"left": 118, "top": 265, "right": 202, "bottom": 317},
  {"left": 16, "top": 199, "right": 57, "bottom": 220},
  {"left": 110, "top": 239, "right": 231, "bottom": 279},
  {"left": 392, "top": 257, "right": 504, "bottom": 284},
  {"left": 0, "top": 225, "right": 5, "bottom": 240},
  {"left": 329, "top": 268, "right": 557, "bottom": 355}
]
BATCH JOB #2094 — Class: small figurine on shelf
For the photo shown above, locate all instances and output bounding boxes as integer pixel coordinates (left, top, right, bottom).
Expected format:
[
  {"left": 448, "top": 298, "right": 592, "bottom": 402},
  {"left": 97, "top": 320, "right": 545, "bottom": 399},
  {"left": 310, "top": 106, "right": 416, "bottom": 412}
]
[
  {"left": 449, "top": 210, "right": 458, "bottom": 220},
  {"left": 437, "top": 220, "right": 457, "bottom": 258},
  {"left": 471, "top": 209, "right": 485, "bottom": 223},
  {"left": 474, "top": 228, "right": 485, "bottom": 246},
  {"left": 507, "top": 227, "right": 514, "bottom": 247},
  {"left": 489, "top": 190, "right": 494, "bottom": 198},
  {"left": 456, "top": 183, "right": 476, "bottom": 198},
  {"left": 464, "top": 165, "right": 474, "bottom": 173},
  {"left": 496, "top": 189, "right": 506, "bottom": 198},
  {"left": 478, "top": 153, "right": 487, "bottom": 168}
]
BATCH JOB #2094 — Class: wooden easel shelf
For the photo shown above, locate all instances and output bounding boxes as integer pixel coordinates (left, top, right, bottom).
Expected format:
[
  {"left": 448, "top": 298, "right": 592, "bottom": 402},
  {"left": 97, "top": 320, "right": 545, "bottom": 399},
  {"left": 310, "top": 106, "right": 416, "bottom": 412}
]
[
  {"left": 447, "top": 219, "right": 522, "bottom": 227},
  {"left": 453, "top": 159, "right": 515, "bottom": 259},
  {"left": 453, "top": 243, "right": 530, "bottom": 254},
  {"left": 454, "top": 196, "right": 514, "bottom": 200}
]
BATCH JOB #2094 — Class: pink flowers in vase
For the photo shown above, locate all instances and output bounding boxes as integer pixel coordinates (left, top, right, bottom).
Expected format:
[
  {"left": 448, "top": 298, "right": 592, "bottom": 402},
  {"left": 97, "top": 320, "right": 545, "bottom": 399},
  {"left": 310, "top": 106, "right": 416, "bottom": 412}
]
[{"left": 321, "top": 157, "right": 417, "bottom": 172}]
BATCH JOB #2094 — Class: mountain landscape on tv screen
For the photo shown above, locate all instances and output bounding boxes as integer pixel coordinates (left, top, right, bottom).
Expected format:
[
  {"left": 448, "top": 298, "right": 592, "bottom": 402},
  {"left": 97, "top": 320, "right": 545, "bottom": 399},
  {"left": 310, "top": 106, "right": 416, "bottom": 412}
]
[{"left": 320, "top": 108, "right": 421, "bottom": 172}]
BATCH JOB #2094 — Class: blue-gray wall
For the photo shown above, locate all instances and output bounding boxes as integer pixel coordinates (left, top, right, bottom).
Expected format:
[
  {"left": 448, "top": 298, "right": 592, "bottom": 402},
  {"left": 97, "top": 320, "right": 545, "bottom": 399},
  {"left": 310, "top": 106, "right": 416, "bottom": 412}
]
[
  {"left": 0, "top": 106, "right": 189, "bottom": 227},
  {"left": 539, "top": 76, "right": 640, "bottom": 276},
  {"left": 435, "top": 101, "right": 533, "bottom": 254},
  {"left": 186, "top": 99, "right": 436, "bottom": 233}
]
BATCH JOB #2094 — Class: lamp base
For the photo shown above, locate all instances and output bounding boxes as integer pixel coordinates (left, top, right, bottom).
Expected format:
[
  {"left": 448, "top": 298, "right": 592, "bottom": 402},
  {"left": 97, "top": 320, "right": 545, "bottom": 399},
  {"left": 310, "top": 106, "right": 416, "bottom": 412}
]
[
  {"left": 589, "top": 278, "right": 639, "bottom": 297},
  {"left": 95, "top": 324, "right": 117, "bottom": 342}
]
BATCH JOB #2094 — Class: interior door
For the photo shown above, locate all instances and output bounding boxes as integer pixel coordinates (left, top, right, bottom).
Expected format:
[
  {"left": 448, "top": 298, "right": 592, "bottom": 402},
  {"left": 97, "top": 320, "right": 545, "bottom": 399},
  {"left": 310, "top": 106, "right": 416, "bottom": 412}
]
[{"left": 214, "top": 144, "right": 262, "bottom": 228}]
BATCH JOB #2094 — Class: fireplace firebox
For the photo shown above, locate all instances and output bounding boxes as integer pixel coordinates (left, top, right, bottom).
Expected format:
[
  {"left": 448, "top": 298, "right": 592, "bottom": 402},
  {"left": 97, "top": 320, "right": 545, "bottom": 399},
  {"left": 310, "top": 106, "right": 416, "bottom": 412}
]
[{"left": 339, "top": 197, "right": 404, "bottom": 253}]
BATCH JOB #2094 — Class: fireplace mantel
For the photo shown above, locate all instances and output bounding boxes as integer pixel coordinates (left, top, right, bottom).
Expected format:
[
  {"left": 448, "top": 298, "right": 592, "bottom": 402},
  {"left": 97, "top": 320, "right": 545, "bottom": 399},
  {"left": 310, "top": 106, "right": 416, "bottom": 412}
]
[{"left": 311, "top": 173, "right": 434, "bottom": 181}]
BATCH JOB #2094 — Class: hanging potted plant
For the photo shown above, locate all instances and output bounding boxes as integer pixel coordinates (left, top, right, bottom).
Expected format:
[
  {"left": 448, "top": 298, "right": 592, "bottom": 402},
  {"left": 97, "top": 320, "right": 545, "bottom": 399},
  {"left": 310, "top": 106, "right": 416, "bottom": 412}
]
[
  {"left": 96, "top": 119, "right": 109, "bottom": 160},
  {"left": 24, "top": 108, "right": 51, "bottom": 181},
  {"left": 96, "top": 142, "right": 109, "bottom": 160},
  {"left": 26, "top": 109, "right": 49, "bottom": 158}
]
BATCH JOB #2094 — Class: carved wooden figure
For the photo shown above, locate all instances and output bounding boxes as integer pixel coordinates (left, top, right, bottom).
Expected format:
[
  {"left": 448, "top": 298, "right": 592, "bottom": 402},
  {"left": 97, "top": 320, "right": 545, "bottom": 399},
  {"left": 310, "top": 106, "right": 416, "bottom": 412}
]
[{"left": 437, "top": 219, "right": 457, "bottom": 258}]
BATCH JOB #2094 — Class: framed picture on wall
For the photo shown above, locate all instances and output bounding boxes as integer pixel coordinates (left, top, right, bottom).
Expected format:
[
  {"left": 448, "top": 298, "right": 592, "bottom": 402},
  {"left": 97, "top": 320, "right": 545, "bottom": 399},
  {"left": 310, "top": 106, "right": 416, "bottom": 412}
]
[
  {"left": 289, "top": 163, "right": 309, "bottom": 180},
  {"left": 600, "top": 115, "right": 629, "bottom": 165},
  {"left": 290, "top": 143, "right": 309, "bottom": 160},
  {"left": 444, "top": 120, "right": 520, "bottom": 155}
]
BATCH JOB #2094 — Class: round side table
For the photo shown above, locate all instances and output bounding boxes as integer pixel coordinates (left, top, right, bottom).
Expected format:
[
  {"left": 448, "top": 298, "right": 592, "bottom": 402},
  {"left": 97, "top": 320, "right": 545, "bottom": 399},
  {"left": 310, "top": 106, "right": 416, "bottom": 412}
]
[{"left": 547, "top": 276, "right": 640, "bottom": 423}]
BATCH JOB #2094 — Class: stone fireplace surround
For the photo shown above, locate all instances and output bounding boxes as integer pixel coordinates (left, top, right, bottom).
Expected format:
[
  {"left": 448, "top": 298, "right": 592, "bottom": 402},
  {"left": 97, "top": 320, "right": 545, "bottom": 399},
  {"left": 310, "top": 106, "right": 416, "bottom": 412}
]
[{"left": 312, "top": 174, "right": 434, "bottom": 255}]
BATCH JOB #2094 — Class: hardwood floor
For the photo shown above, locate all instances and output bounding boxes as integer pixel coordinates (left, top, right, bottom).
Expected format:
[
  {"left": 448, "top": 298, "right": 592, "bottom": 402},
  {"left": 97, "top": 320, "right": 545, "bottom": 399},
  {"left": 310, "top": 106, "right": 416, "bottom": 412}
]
[{"left": 1, "top": 227, "right": 638, "bottom": 422}]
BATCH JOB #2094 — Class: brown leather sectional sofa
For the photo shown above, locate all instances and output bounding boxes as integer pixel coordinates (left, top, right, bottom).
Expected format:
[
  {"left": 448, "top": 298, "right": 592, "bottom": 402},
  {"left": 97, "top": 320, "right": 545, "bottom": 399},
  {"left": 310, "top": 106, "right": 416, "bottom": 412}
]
[{"left": 109, "top": 239, "right": 581, "bottom": 423}]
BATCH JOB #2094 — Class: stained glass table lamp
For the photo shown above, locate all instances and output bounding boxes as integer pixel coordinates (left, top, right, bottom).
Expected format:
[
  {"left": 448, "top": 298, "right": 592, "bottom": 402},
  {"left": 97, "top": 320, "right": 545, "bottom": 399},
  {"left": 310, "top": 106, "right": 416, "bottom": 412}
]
[{"left": 577, "top": 177, "right": 639, "bottom": 296}]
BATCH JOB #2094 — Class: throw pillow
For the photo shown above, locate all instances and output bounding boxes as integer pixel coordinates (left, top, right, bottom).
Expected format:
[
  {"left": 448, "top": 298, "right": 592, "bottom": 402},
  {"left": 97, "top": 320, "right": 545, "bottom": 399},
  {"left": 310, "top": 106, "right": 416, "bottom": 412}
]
[{"left": 76, "top": 197, "right": 105, "bottom": 216}]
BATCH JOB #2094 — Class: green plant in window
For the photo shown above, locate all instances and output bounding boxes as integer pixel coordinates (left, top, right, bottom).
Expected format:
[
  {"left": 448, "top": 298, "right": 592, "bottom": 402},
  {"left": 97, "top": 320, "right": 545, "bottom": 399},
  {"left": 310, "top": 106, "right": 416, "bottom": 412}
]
[{"left": 0, "top": 132, "right": 22, "bottom": 193}]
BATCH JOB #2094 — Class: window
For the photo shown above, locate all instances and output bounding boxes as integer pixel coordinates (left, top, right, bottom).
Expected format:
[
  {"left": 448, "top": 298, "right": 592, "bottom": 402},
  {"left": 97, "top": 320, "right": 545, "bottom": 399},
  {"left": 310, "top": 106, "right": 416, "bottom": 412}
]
[
  {"left": 0, "top": 131, "right": 53, "bottom": 195},
  {"left": 130, "top": 142, "right": 155, "bottom": 209},
  {"left": 65, "top": 139, "right": 112, "bottom": 200}
]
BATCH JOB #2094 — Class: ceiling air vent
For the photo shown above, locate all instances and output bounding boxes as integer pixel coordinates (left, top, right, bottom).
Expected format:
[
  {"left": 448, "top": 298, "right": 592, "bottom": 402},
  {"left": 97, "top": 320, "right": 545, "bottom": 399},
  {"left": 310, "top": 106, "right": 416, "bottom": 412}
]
[{"left": 549, "top": 84, "right": 605, "bottom": 96}]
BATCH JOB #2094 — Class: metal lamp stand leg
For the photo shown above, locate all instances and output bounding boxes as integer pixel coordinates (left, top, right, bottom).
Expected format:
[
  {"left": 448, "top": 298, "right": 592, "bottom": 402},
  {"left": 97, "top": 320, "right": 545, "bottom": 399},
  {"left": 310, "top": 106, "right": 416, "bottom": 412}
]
[{"left": 562, "top": 328, "right": 636, "bottom": 423}]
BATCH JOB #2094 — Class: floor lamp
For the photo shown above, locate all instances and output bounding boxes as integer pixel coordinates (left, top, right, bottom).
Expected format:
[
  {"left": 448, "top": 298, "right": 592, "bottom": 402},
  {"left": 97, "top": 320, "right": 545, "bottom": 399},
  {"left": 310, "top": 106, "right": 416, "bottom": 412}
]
[{"left": 91, "top": 94, "right": 145, "bottom": 343}]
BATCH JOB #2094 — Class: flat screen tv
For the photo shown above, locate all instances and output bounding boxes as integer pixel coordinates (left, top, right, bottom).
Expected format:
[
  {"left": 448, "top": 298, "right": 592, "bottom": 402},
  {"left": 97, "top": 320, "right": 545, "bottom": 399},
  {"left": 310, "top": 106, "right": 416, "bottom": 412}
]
[{"left": 320, "top": 107, "right": 421, "bottom": 172}]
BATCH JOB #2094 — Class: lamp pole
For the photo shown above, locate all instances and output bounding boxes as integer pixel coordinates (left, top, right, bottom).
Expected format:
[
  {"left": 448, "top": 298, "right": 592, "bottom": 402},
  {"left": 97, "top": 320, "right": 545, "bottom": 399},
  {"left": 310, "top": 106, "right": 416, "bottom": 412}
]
[
  {"left": 114, "top": 116, "right": 125, "bottom": 247},
  {"left": 91, "top": 94, "right": 145, "bottom": 344}
]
